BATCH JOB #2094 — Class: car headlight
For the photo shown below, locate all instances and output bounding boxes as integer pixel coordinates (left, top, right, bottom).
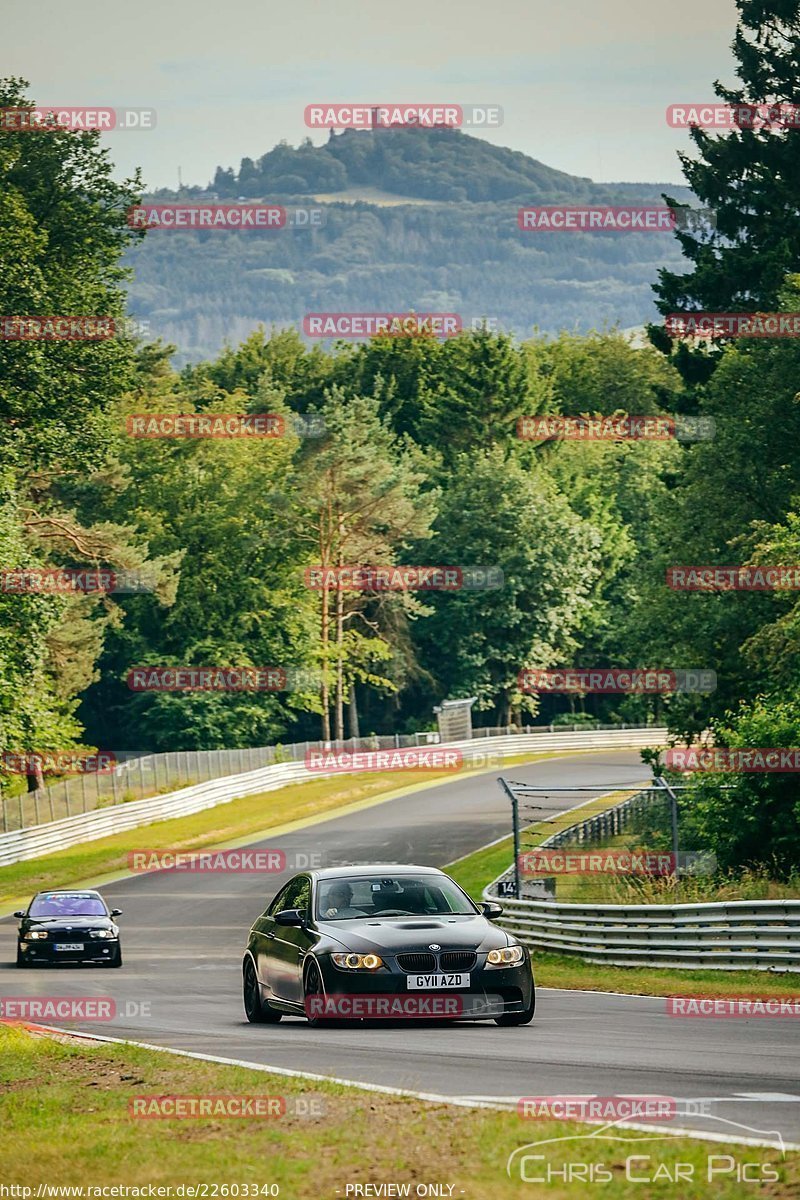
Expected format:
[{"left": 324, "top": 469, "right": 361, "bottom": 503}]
[
  {"left": 331, "top": 953, "right": 384, "bottom": 970},
  {"left": 486, "top": 945, "right": 524, "bottom": 967},
  {"left": 27, "top": 930, "right": 48, "bottom": 940},
  {"left": 90, "top": 929, "right": 117, "bottom": 939}
]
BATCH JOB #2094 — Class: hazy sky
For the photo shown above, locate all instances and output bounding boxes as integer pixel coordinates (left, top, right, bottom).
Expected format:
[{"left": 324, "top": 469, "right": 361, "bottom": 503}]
[{"left": 5, "top": 0, "right": 740, "bottom": 190}]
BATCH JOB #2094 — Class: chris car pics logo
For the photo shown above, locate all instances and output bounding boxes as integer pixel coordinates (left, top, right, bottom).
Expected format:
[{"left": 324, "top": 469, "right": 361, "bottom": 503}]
[{"left": 506, "top": 1114, "right": 784, "bottom": 1185}]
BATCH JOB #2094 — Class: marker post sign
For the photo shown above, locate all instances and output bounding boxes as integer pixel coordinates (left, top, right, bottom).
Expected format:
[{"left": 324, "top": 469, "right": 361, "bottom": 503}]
[{"left": 433, "top": 697, "right": 477, "bottom": 742}]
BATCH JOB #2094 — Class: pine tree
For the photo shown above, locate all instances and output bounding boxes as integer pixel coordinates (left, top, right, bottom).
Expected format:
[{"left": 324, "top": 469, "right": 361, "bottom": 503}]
[{"left": 651, "top": 1, "right": 800, "bottom": 369}]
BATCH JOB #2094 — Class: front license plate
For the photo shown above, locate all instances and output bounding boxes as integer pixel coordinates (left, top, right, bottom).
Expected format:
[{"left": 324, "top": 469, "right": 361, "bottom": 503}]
[
  {"left": 406, "top": 973, "right": 469, "bottom": 989},
  {"left": 55, "top": 943, "right": 84, "bottom": 951}
]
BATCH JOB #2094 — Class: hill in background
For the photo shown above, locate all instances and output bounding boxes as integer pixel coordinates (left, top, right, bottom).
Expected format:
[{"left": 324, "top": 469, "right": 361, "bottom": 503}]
[{"left": 126, "top": 126, "right": 693, "bottom": 363}]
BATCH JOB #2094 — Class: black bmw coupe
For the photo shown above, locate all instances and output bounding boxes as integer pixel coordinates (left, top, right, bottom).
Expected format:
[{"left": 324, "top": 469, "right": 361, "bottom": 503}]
[{"left": 242, "top": 864, "right": 534, "bottom": 1026}]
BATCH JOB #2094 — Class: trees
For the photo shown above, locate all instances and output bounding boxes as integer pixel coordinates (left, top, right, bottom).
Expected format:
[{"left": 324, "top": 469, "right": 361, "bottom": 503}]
[
  {"left": 652, "top": 1, "right": 800, "bottom": 360},
  {"left": 411, "top": 448, "right": 603, "bottom": 725},
  {"left": 677, "top": 696, "right": 800, "bottom": 876},
  {"left": 630, "top": 295, "right": 800, "bottom": 735},
  {"left": 293, "top": 389, "right": 437, "bottom": 740},
  {"left": 81, "top": 370, "right": 317, "bottom": 751},
  {"left": 0, "top": 77, "right": 154, "bottom": 788}
]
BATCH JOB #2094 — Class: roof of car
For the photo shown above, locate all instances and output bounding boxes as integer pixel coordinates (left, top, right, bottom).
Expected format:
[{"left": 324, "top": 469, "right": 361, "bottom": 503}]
[
  {"left": 309, "top": 865, "right": 447, "bottom": 880},
  {"left": 33, "top": 888, "right": 102, "bottom": 896}
]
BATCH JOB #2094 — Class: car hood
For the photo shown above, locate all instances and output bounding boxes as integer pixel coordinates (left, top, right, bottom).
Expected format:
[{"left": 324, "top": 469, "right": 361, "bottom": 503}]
[
  {"left": 316, "top": 914, "right": 509, "bottom": 953},
  {"left": 20, "top": 916, "right": 115, "bottom": 933}
]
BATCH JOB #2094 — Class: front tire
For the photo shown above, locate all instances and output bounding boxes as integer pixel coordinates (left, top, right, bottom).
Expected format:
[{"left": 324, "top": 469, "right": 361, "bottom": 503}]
[
  {"left": 16, "top": 948, "right": 31, "bottom": 968},
  {"left": 243, "top": 957, "right": 281, "bottom": 1023},
  {"left": 304, "top": 959, "right": 333, "bottom": 1027},
  {"left": 494, "top": 988, "right": 535, "bottom": 1026}
]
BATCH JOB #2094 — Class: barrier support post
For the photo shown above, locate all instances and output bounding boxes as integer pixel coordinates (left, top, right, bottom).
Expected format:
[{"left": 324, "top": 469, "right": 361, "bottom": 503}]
[{"left": 498, "top": 776, "right": 521, "bottom": 898}]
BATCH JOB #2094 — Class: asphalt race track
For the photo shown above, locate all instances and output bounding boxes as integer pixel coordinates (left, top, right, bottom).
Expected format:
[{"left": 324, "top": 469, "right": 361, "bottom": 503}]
[{"left": 2, "top": 750, "right": 799, "bottom": 1148}]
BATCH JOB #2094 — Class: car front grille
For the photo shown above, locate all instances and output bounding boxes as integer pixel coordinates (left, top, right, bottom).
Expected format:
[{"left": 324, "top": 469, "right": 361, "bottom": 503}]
[
  {"left": 439, "top": 951, "right": 477, "bottom": 971},
  {"left": 396, "top": 952, "right": 437, "bottom": 973}
]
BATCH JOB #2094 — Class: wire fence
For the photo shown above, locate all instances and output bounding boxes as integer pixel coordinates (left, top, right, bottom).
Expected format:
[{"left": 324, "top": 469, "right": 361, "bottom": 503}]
[{"left": 496, "top": 778, "right": 723, "bottom": 901}]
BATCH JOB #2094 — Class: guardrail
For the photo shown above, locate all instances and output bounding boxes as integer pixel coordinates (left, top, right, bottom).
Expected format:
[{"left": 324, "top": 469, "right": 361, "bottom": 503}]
[
  {"left": 1, "top": 721, "right": 645, "bottom": 833},
  {"left": 485, "top": 787, "right": 800, "bottom": 972},
  {"left": 0, "top": 726, "right": 665, "bottom": 869}
]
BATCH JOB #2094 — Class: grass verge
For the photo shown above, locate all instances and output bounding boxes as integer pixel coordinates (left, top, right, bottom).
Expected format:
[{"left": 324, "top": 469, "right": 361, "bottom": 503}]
[{"left": 0, "top": 1024, "right": 795, "bottom": 1197}]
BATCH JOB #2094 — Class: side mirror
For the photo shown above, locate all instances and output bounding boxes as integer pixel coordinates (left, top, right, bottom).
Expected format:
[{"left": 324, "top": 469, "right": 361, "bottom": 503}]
[
  {"left": 275, "top": 908, "right": 304, "bottom": 927},
  {"left": 481, "top": 901, "right": 504, "bottom": 919},
  {"left": 110, "top": 909, "right": 123, "bottom": 918},
  {"left": 13, "top": 911, "right": 25, "bottom": 919}
]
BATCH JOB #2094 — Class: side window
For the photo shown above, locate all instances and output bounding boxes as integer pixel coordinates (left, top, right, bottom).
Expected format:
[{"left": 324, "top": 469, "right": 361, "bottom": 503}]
[
  {"left": 267, "top": 883, "right": 292, "bottom": 916},
  {"left": 273, "top": 875, "right": 311, "bottom": 916},
  {"left": 285, "top": 875, "right": 311, "bottom": 915}
]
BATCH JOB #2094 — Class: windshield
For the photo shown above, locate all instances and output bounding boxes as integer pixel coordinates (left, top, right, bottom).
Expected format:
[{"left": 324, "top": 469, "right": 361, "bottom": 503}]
[
  {"left": 29, "top": 893, "right": 108, "bottom": 918},
  {"left": 316, "top": 874, "right": 477, "bottom": 921}
]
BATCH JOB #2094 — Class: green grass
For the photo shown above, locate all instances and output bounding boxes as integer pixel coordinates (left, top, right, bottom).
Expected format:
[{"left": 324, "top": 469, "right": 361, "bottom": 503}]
[
  {"left": 1, "top": 1024, "right": 795, "bottom": 1197},
  {"left": 529, "top": 952, "right": 800, "bottom": 998},
  {"left": 547, "top": 839, "right": 800, "bottom": 904}
]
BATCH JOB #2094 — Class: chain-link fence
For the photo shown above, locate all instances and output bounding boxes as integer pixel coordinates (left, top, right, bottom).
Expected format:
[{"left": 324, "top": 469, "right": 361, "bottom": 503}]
[{"left": 496, "top": 778, "right": 719, "bottom": 901}]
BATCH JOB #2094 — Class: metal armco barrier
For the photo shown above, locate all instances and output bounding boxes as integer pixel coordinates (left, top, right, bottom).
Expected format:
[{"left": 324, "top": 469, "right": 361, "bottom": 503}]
[
  {"left": 485, "top": 785, "right": 800, "bottom": 972},
  {"left": 482, "top": 892, "right": 800, "bottom": 971},
  {"left": 0, "top": 727, "right": 665, "bottom": 868}
]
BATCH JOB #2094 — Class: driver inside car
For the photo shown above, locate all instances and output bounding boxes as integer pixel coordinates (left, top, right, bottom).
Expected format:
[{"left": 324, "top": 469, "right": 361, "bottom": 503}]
[{"left": 322, "top": 881, "right": 367, "bottom": 919}]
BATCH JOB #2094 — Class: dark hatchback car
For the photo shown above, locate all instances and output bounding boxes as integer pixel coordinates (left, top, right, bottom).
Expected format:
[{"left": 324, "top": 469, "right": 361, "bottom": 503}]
[
  {"left": 15, "top": 889, "right": 123, "bottom": 968},
  {"left": 242, "top": 865, "right": 534, "bottom": 1027}
]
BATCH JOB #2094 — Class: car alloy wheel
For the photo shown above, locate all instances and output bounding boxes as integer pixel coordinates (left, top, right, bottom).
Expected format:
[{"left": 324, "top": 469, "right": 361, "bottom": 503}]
[{"left": 243, "top": 957, "right": 281, "bottom": 1023}]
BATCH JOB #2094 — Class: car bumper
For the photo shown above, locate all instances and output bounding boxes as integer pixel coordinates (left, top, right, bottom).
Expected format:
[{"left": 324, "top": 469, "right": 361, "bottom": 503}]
[
  {"left": 18, "top": 940, "right": 119, "bottom": 964},
  {"left": 315, "top": 954, "right": 534, "bottom": 1019}
]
